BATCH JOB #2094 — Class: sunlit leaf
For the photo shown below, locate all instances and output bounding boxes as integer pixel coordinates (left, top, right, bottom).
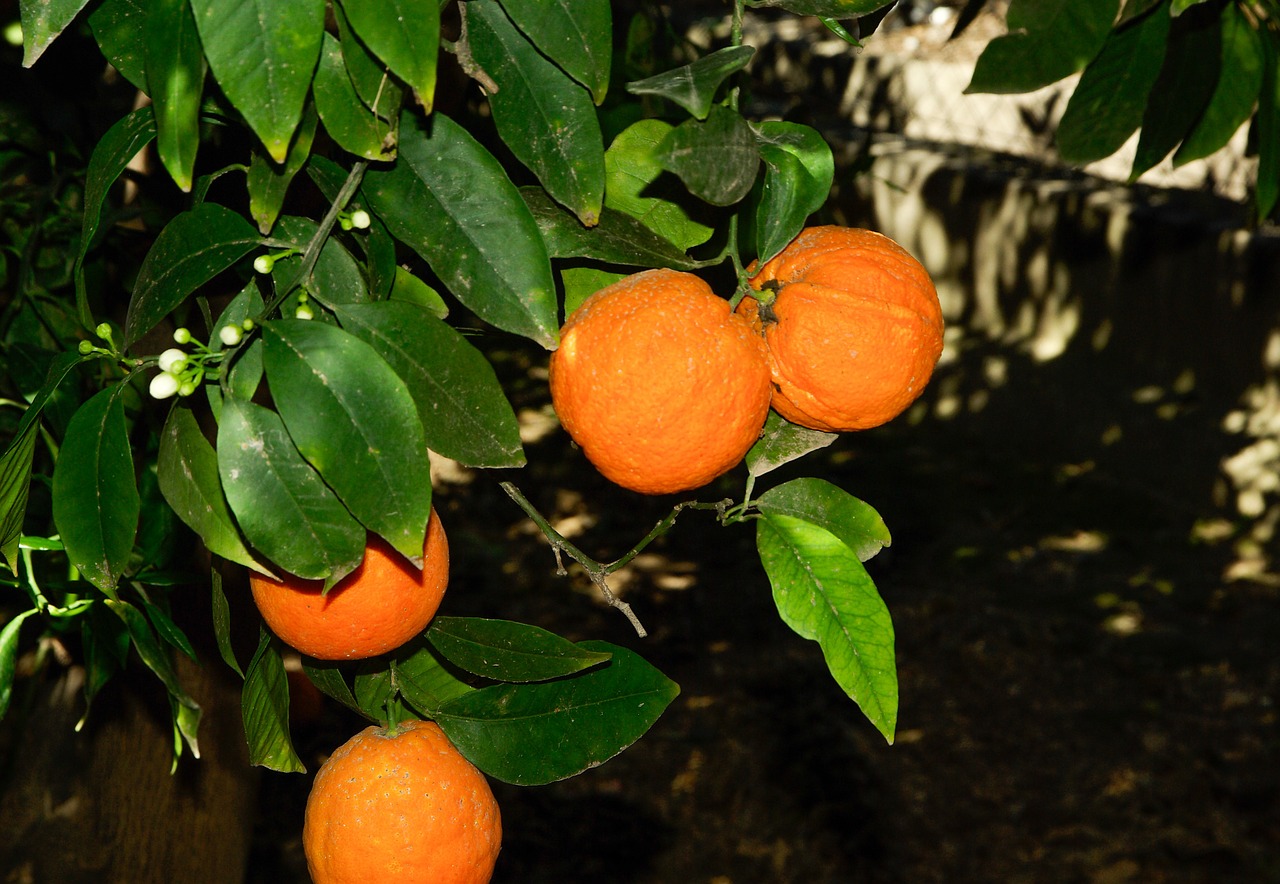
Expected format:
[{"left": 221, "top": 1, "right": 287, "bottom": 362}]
[
  {"left": 0, "top": 610, "right": 37, "bottom": 719},
  {"left": 388, "top": 267, "right": 448, "bottom": 318},
  {"left": 657, "top": 105, "right": 760, "bottom": 207},
  {"left": 752, "top": 121, "right": 834, "bottom": 263},
  {"left": 301, "top": 660, "right": 363, "bottom": 715},
  {"left": 757, "top": 477, "right": 891, "bottom": 563},
  {"left": 560, "top": 266, "right": 626, "bottom": 318},
  {"left": 332, "top": 3, "right": 404, "bottom": 120},
  {"left": 427, "top": 617, "right": 612, "bottom": 683},
  {"left": 145, "top": 0, "right": 205, "bottom": 191},
  {"left": 243, "top": 630, "right": 305, "bottom": 772},
  {"left": 211, "top": 569, "right": 243, "bottom": 678},
  {"left": 394, "top": 643, "right": 475, "bottom": 716},
  {"left": 626, "top": 45, "right": 754, "bottom": 120},
  {"left": 18, "top": 0, "right": 92, "bottom": 67},
  {"left": 605, "top": 119, "right": 714, "bottom": 250}
]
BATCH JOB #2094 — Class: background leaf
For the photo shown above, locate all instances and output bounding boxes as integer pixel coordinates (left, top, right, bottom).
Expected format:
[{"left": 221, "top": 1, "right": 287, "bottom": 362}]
[
  {"left": 19, "top": 0, "right": 92, "bottom": 67},
  {"left": 657, "top": 105, "right": 760, "bottom": 207},
  {"left": 87, "top": 0, "right": 148, "bottom": 91},
  {"left": 242, "top": 631, "right": 305, "bottom": 772},
  {"left": 626, "top": 45, "right": 755, "bottom": 120},
  {"left": 966, "top": 0, "right": 1118, "bottom": 94},
  {"left": 1172, "top": 2, "right": 1264, "bottom": 166},
  {"left": 757, "top": 477, "right": 892, "bottom": 563},
  {"left": 0, "top": 611, "right": 37, "bottom": 718},
  {"left": 498, "top": 0, "right": 612, "bottom": 104},
  {"left": 427, "top": 617, "right": 612, "bottom": 683},
  {"left": 336, "top": 0, "right": 439, "bottom": 109},
  {"left": 145, "top": 0, "right": 205, "bottom": 191}
]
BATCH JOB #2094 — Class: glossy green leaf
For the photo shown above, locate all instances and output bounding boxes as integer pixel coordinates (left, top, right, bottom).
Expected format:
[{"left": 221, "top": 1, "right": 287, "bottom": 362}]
[
  {"left": 966, "top": 0, "right": 1117, "bottom": 94},
  {"left": 262, "top": 320, "right": 433, "bottom": 563},
  {"left": 157, "top": 404, "right": 269, "bottom": 576},
  {"left": 1130, "top": 7, "right": 1221, "bottom": 180},
  {"left": 1171, "top": 0, "right": 1214, "bottom": 14},
  {"left": 301, "top": 660, "right": 363, "bottom": 715},
  {"left": 657, "top": 104, "right": 760, "bottom": 207},
  {"left": 0, "top": 610, "right": 37, "bottom": 719},
  {"left": 467, "top": 0, "right": 605, "bottom": 226},
  {"left": 498, "top": 0, "right": 612, "bottom": 103},
  {"left": 626, "top": 45, "right": 754, "bottom": 120},
  {"left": 394, "top": 643, "right": 476, "bottom": 716},
  {"left": 745, "top": 411, "right": 837, "bottom": 478},
  {"left": 520, "top": 186, "right": 697, "bottom": 270},
  {"left": 389, "top": 267, "right": 448, "bottom": 318},
  {"left": 363, "top": 111, "right": 559, "bottom": 349},
  {"left": 1173, "top": 3, "right": 1264, "bottom": 166},
  {"left": 124, "top": 203, "right": 260, "bottom": 349},
  {"left": 87, "top": 0, "right": 149, "bottom": 91},
  {"left": 332, "top": 3, "right": 404, "bottom": 120},
  {"left": 313, "top": 32, "right": 398, "bottom": 161},
  {"left": 333, "top": 301, "right": 525, "bottom": 469},
  {"left": 248, "top": 104, "right": 319, "bottom": 235},
  {"left": 210, "top": 281, "right": 266, "bottom": 409},
  {"left": 217, "top": 396, "right": 366, "bottom": 583},
  {"left": 336, "top": 0, "right": 439, "bottom": 109},
  {"left": 140, "top": 596, "right": 198, "bottom": 662},
  {"left": 145, "top": 0, "right": 206, "bottom": 192},
  {"left": 242, "top": 630, "right": 305, "bottom": 772},
  {"left": 352, "top": 663, "right": 394, "bottom": 717},
  {"left": 752, "top": 120, "right": 834, "bottom": 263},
  {"left": 604, "top": 119, "right": 714, "bottom": 250},
  {"left": 757, "top": 513, "right": 897, "bottom": 743},
  {"left": 435, "top": 641, "right": 679, "bottom": 785},
  {"left": 51, "top": 387, "right": 138, "bottom": 595},
  {"left": 1257, "top": 31, "right": 1280, "bottom": 219},
  {"left": 1057, "top": 8, "right": 1170, "bottom": 165},
  {"left": 560, "top": 266, "right": 626, "bottom": 318},
  {"left": 268, "top": 215, "right": 369, "bottom": 306},
  {"left": 211, "top": 569, "right": 243, "bottom": 678},
  {"left": 428, "top": 617, "right": 612, "bottom": 683},
  {"left": 757, "top": 477, "right": 891, "bottom": 563},
  {"left": 19, "top": 0, "right": 92, "bottom": 67},
  {"left": 748, "top": 0, "right": 894, "bottom": 14},
  {"left": 189, "top": 0, "right": 325, "bottom": 162}
]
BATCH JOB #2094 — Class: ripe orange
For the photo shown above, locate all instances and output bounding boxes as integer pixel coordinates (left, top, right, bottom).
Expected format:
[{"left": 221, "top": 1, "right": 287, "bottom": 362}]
[
  {"left": 737, "top": 226, "right": 944, "bottom": 432},
  {"left": 249, "top": 509, "right": 448, "bottom": 660},
  {"left": 303, "top": 719, "right": 502, "bottom": 884},
  {"left": 549, "top": 268, "right": 771, "bottom": 495}
]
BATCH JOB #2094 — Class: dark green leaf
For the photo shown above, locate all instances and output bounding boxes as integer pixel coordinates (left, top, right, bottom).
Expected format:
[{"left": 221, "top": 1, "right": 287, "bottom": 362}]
[
  {"left": 124, "top": 203, "right": 260, "bottom": 349},
  {"left": 106, "top": 599, "right": 201, "bottom": 749},
  {"left": 268, "top": 215, "right": 369, "bottom": 306},
  {"left": 520, "top": 186, "right": 697, "bottom": 270},
  {"left": 145, "top": 0, "right": 205, "bottom": 192},
  {"left": 467, "top": 0, "right": 605, "bottom": 226},
  {"left": 626, "top": 45, "right": 755, "bottom": 120},
  {"left": 757, "top": 477, "right": 891, "bottom": 562},
  {"left": 305, "top": 156, "right": 398, "bottom": 299},
  {"left": 242, "top": 630, "right": 305, "bottom": 772},
  {"left": 389, "top": 267, "right": 448, "bottom": 317},
  {"left": 51, "top": 387, "right": 138, "bottom": 594},
  {"left": 139, "top": 595, "right": 198, "bottom": 662},
  {"left": 1057, "top": 8, "right": 1171, "bottom": 165},
  {"left": 1173, "top": 3, "right": 1264, "bottom": 166},
  {"left": 1257, "top": 30, "right": 1280, "bottom": 219},
  {"left": 435, "top": 641, "right": 679, "bottom": 785},
  {"left": 498, "top": 0, "right": 612, "bottom": 103},
  {"left": 19, "top": 0, "right": 92, "bottom": 67},
  {"left": 657, "top": 105, "right": 760, "bottom": 207},
  {"left": 87, "top": 0, "right": 149, "bottom": 91},
  {"left": 248, "top": 104, "right": 319, "bottom": 235},
  {"left": 748, "top": 0, "right": 894, "bottom": 14},
  {"left": 189, "top": 0, "right": 325, "bottom": 162},
  {"left": 0, "top": 610, "right": 37, "bottom": 719},
  {"left": 966, "top": 0, "right": 1117, "bottom": 94},
  {"left": 757, "top": 513, "right": 897, "bottom": 743},
  {"left": 332, "top": 3, "right": 405, "bottom": 119},
  {"left": 211, "top": 569, "right": 244, "bottom": 678},
  {"left": 210, "top": 281, "right": 266, "bottom": 408},
  {"left": 217, "top": 396, "right": 366, "bottom": 582},
  {"left": 313, "top": 32, "right": 398, "bottom": 161},
  {"left": 333, "top": 301, "right": 525, "bottom": 469},
  {"left": 394, "top": 643, "right": 475, "bottom": 716},
  {"left": 1171, "top": 0, "right": 1214, "bottom": 14},
  {"left": 363, "top": 111, "right": 559, "bottom": 349},
  {"left": 428, "top": 617, "right": 612, "bottom": 683},
  {"left": 336, "top": 0, "right": 439, "bottom": 109},
  {"left": 605, "top": 119, "right": 714, "bottom": 249},
  {"left": 301, "top": 659, "right": 363, "bottom": 715},
  {"left": 157, "top": 404, "right": 269, "bottom": 575},
  {"left": 560, "top": 266, "right": 626, "bottom": 318},
  {"left": 752, "top": 121, "right": 834, "bottom": 263},
  {"left": 352, "top": 663, "right": 394, "bottom": 717},
  {"left": 262, "top": 320, "right": 433, "bottom": 562},
  {"left": 745, "top": 411, "right": 838, "bottom": 478}
]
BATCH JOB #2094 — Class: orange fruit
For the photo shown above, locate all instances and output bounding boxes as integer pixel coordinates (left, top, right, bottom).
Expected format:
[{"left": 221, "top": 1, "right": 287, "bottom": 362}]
[
  {"left": 549, "top": 268, "right": 771, "bottom": 495},
  {"left": 303, "top": 719, "right": 502, "bottom": 884},
  {"left": 737, "top": 226, "right": 944, "bottom": 432},
  {"left": 249, "top": 509, "right": 448, "bottom": 660}
]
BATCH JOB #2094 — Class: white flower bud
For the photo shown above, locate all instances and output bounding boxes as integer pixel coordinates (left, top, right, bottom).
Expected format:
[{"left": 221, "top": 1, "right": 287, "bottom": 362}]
[
  {"left": 157, "top": 348, "right": 188, "bottom": 373},
  {"left": 172, "top": 327, "right": 192, "bottom": 344},
  {"left": 150, "top": 372, "right": 181, "bottom": 400},
  {"left": 350, "top": 209, "right": 371, "bottom": 230},
  {"left": 295, "top": 303, "right": 315, "bottom": 320},
  {"left": 219, "top": 324, "right": 244, "bottom": 347},
  {"left": 254, "top": 255, "right": 274, "bottom": 275}
]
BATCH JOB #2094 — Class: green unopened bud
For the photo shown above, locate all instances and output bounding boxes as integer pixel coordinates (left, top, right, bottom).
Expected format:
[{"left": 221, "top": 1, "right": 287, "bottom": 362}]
[
  {"left": 95, "top": 322, "right": 112, "bottom": 339},
  {"left": 350, "top": 209, "right": 371, "bottom": 230},
  {"left": 339, "top": 216, "right": 354, "bottom": 231},
  {"left": 78, "top": 340, "right": 95, "bottom": 355},
  {"left": 178, "top": 380, "right": 198, "bottom": 397},
  {"left": 219, "top": 324, "right": 244, "bottom": 347},
  {"left": 254, "top": 255, "right": 275, "bottom": 275},
  {"left": 158, "top": 348, "right": 187, "bottom": 373},
  {"left": 295, "top": 303, "right": 315, "bottom": 320},
  {"left": 241, "top": 318, "right": 255, "bottom": 331},
  {"left": 173, "top": 327, "right": 192, "bottom": 344},
  {"left": 149, "top": 372, "right": 181, "bottom": 400}
]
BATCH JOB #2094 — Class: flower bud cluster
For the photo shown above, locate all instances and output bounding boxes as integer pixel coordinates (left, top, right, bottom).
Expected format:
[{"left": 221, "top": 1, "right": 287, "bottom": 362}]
[{"left": 148, "top": 320, "right": 253, "bottom": 400}]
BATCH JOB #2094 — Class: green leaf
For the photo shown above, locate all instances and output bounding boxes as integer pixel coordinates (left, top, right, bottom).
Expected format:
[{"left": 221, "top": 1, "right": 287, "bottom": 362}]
[
  {"left": 242, "top": 630, "right": 305, "bottom": 772},
  {"left": 1172, "top": 2, "right": 1264, "bottom": 166},
  {"left": 209, "top": 281, "right": 266, "bottom": 408},
  {"left": 392, "top": 642, "right": 475, "bottom": 716},
  {"left": 657, "top": 104, "right": 760, "bottom": 207},
  {"left": 332, "top": 3, "right": 405, "bottom": 120},
  {"left": 498, "top": 0, "right": 612, "bottom": 104},
  {"left": 145, "top": 0, "right": 206, "bottom": 192},
  {"left": 605, "top": 119, "right": 714, "bottom": 250},
  {"left": 313, "top": 32, "right": 398, "bottom": 161},
  {"left": 748, "top": 0, "right": 894, "bottom": 14},
  {"left": 248, "top": 104, "right": 319, "bottom": 235},
  {"left": 336, "top": 0, "right": 439, "bottom": 109},
  {"left": 0, "top": 610, "right": 37, "bottom": 719},
  {"left": 87, "top": 0, "right": 149, "bottom": 91},
  {"left": 106, "top": 599, "right": 201, "bottom": 750},
  {"left": 1171, "top": 0, "right": 1214, "bottom": 14},
  {"left": 427, "top": 617, "right": 612, "bottom": 683},
  {"left": 211, "top": 569, "right": 244, "bottom": 678},
  {"left": 1130, "top": 6, "right": 1222, "bottom": 179},
  {"left": 363, "top": 111, "right": 559, "bottom": 349},
  {"left": 1257, "top": 29, "right": 1280, "bottom": 219},
  {"left": 51, "top": 386, "right": 138, "bottom": 595},
  {"left": 745, "top": 411, "right": 838, "bottom": 478},
  {"left": 626, "top": 45, "right": 755, "bottom": 120},
  {"left": 18, "top": 0, "right": 92, "bottom": 67},
  {"left": 301, "top": 660, "right": 363, "bottom": 715},
  {"left": 217, "top": 396, "right": 366, "bottom": 582},
  {"left": 389, "top": 267, "right": 448, "bottom": 317},
  {"left": 1056, "top": 7, "right": 1171, "bottom": 165},
  {"left": 966, "top": 0, "right": 1118, "bottom": 94},
  {"left": 560, "top": 266, "right": 626, "bottom": 319},
  {"left": 140, "top": 596, "right": 198, "bottom": 662},
  {"left": 124, "top": 203, "right": 261, "bottom": 349},
  {"left": 757, "top": 477, "right": 891, "bottom": 563},
  {"left": 189, "top": 0, "right": 326, "bottom": 162},
  {"left": 756, "top": 513, "right": 897, "bottom": 743},
  {"left": 332, "top": 301, "right": 525, "bottom": 469},
  {"left": 157, "top": 404, "right": 269, "bottom": 576},
  {"left": 520, "top": 186, "right": 698, "bottom": 270},
  {"left": 752, "top": 121, "right": 834, "bottom": 264},
  {"left": 268, "top": 215, "right": 369, "bottom": 307},
  {"left": 262, "top": 320, "right": 433, "bottom": 562},
  {"left": 435, "top": 641, "right": 679, "bottom": 785},
  {"left": 467, "top": 0, "right": 605, "bottom": 227}
]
